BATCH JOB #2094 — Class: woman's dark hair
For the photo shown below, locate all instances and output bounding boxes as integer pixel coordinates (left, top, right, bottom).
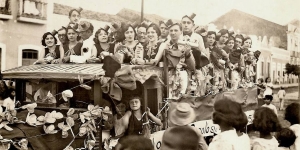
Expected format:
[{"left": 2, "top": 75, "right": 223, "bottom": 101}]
[
  {"left": 243, "top": 36, "right": 252, "bottom": 47},
  {"left": 68, "top": 9, "right": 81, "bottom": 17},
  {"left": 7, "top": 87, "right": 15, "bottom": 100},
  {"left": 265, "top": 77, "right": 271, "bottom": 83},
  {"left": 205, "top": 31, "right": 216, "bottom": 46},
  {"left": 212, "top": 98, "right": 244, "bottom": 127},
  {"left": 41, "top": 32, "right": 58, "bottom": 47},
  {"left": 66, "top": 26, "right": 80, "bottom": 41},
  {"left": 120, "top": 135, "right": 154, "bottom": 150},
  {"left": 120, "top": 23, "right": 137, "bottom": 42},
  {"left": 216, "top": 29, "right": 229, "bottom": 41},
  {"left": 93, "top": 28, "right": 109, "bottom": 44},
  {"left": 258, "top": 78, "right": 264, "bottom": 83},
  {"left": 276, "top": 128, "right": 296, "bottom": 147},
  {"left": 285, "top": 103, "right": 300, "bottom": 125},
  {"left": 163, "top": 126, "right": 199, "bottom": 150},
  {"left": 146, "top": 23, "right": 161, "bottom": 37},
  {"left": 233, "top": 112, "right": 248, "bottom": 131},
  {"left": 225, "top": 36, "right": 235, "bottom": 45},
  {"left": 253, "top": 107, "right": 281, "bottom": 134}
]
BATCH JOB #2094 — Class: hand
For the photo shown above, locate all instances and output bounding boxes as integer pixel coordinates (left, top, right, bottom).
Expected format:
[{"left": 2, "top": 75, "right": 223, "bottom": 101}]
[
  {"left": 100, "top": 51, "right": 110, "bottom": 59},
  {"left": 146, "top": 107, "right": 151, "bottom": 115},
  {"left": 62, "top": 56, "right": 70, "bottom": 63}
]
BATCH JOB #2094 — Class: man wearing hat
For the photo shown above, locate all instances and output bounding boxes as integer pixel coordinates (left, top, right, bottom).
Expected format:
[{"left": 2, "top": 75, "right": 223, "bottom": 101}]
[
  {"left": 158, "top": 19, "right": 172, "bottom": 43},
  {"left": 69, "top": 21, "right": 94, "bottom": 63},
  {"left": 166, "top": 102, "right": 208, "bottom": 150},
  {"left": 180, "top": 13, "right": 207, "bottom": 57},
  {"left": 159, "top": 22, "right": 196, "bottom": 98}
]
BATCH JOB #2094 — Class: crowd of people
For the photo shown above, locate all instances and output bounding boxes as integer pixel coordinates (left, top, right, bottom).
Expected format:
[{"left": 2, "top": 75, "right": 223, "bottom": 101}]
[
  {"left": 112, "top": 100, "right": 300, "bottom": 150},
  {"left": 22, "top": 7, "right": 299, "bottom": 150},
  {"left": 37, "top": 7, "right": 261, "bottom": 99}
]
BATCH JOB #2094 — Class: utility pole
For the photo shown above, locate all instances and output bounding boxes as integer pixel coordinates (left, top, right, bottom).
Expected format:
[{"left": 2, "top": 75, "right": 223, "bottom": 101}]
[{"left": 141, "top": 0, "right": 144, "bottom": 22}]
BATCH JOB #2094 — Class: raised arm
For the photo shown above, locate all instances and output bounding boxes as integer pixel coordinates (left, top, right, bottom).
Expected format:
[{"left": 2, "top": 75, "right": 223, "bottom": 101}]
[
  {"left": 147, "top": 107, "right": 162, "bottom": 126},
  {"left": 153, "top": 42, "right": 167, "bottom": 66}
]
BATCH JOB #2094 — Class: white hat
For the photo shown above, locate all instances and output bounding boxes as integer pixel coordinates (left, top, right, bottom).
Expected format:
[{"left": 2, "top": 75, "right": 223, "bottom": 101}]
[
  {"left": 62, "top": 90, "right": 73, "bottom": 101},
  {"left": 169, "top": 102, "right": 196, "bottom": 126}
]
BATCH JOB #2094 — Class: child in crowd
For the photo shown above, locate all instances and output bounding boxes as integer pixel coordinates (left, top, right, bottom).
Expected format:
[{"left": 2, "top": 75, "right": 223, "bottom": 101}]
[
  {"left": 262, "top": 95, "right": 278, "bottom": 116},
  {"left": 277, "top": 87, "right": 286, "bottom": 110},
  {"left": 263, "top": 77, "right": 273, "bottom": 97},
  {"left": 2, "top": 87, "right": 16, "bottom": 111},
  {"left": 256, "top": 78, "right": 265, "bottom": 106},
  {"left": 234, "top": 112, "right": 251, "bottom": 150},
  {"left": 276, "top": 128, "right": 296, "bottom": 150},
  {"left": 162, "top": 126, "right": 199, "bottom": 150},
  {"left": 252, "top": 107, "right": 281, "bottom": 150},
  {"left": 208, "top": 98, "right": 246, "bottom": 150},
  {"left": 285, "top": 103, "right": 300, "bottom": 150}
]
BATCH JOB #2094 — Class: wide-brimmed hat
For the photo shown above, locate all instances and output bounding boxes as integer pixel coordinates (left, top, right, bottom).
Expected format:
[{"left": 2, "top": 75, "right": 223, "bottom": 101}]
[
  {"left": 169, "top": 102, "right": 196, "bottom": 126},
  {"left": 62, "top": 90, "right": 73, "bottom": 101}
]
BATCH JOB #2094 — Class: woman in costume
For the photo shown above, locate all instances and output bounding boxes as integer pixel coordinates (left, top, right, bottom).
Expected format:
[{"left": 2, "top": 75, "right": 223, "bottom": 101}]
[
  {"left": 131, "top": 23, "right": 164, "bottom": 66},
  {"left": 123, "top": 96, "right": 162, "bottom": 137},
  {"left": 59, "top": 25, "right": 83, "bottom": 63},
  {"left": 34, "top": 30, "right": 61, "bottom": 64},
  {"left": 88, "top": 25, "right": 116, "bottom": 63}
]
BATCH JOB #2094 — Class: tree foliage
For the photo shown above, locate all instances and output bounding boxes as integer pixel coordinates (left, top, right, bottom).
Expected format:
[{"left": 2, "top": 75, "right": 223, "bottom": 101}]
[{"left": 286, "top": 63, "right": 300, "bottom": 76}]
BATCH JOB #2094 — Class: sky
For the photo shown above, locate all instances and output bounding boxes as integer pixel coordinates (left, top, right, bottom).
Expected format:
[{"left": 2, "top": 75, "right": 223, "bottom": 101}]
[{"left": 54, "top": 0, "right": 300, "bottom": 25}]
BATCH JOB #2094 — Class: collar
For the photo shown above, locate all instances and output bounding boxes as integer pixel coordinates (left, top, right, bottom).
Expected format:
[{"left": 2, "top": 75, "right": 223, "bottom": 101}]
[
  {"left": 169, "top": 40, "right": 178, "bottom": 49},
  {"left": 183, "top": 31, "right": 193, "bottom": 37}
]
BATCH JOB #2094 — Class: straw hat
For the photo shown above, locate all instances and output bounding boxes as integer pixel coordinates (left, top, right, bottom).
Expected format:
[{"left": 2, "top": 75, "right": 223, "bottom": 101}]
[
  {"left": 169, "top": 102, "right": 196, "bottom": 126},
  {"left": 62, "top": 90, "right": 73, "bottom": 101}
]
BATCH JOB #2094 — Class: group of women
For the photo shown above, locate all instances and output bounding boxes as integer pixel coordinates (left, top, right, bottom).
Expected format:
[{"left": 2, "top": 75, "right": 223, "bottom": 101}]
[{"left": 36, "top": 7, "right": 261, "bottom": 100}]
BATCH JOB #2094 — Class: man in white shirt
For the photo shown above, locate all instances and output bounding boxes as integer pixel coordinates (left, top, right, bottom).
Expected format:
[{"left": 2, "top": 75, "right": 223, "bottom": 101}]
[
  {"left": 180, "top": 13, "right": 207, "bottom": 57},
  {"left": 70, "top": 21, "right": 94, "bottom": 63}
]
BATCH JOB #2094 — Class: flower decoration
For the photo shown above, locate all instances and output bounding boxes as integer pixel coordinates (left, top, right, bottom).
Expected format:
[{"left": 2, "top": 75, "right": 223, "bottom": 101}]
[
  {"left": 43, "top": 124, "right": 58, "bottom": 134},
  {"left": 78, "top": 75, "right": 92, "bottom": 90}
]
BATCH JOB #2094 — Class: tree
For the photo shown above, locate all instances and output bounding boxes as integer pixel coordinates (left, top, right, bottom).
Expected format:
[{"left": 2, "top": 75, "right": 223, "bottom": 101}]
[{"left": 285, "top": 63, "right": 300, "bottom": 98}]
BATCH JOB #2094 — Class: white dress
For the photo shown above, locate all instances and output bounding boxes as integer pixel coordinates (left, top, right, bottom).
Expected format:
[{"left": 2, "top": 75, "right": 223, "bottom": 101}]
[
  {"left": 251, "top": 136, "right": 279, "bottom": 150},
  {"left": 208, "top": 129, "right": 239, "bottom": 150},
  {"left": 263, "top": 82, "right": 273, "bottom": 97},
  {"left": 236, "top": 133, "right": 251, "bottom": 150}
]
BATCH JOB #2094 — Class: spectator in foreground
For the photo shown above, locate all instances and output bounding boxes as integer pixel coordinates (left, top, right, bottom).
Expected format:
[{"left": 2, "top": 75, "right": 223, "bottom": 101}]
[
  {"left": 252, "top": 107, "right": 281, "bottom": 150},
  {"left": 162, "top": 126, "right": 199, "bottom": 150},
  {"left": 276, "top": 128, "right": 296, "bottom": 150},
  {"left": 285, "top": 103, "right": 300, "bottom": 150},
  {"left": 117, "top": 135, "right": 153, "bottom": 150}
]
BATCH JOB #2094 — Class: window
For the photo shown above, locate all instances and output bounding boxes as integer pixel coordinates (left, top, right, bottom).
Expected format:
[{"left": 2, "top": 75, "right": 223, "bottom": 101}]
[
  {"left": 17, "top": 0, "right": 48, "bottom": 24},
  {"left": 0, "top": 0, "right": 11, "bottom": 15},
  {"left": 22, "top": 49, "right": 38, "bottom": 66}
]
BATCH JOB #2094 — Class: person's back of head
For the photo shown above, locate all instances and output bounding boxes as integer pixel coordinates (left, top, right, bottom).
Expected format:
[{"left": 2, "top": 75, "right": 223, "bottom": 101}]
[
  {"left": 213, "top": 98, "right": 244, "bottom": 128},
  {"left": 119, "top": 135, "right": 153, "bottom": 150},
  {"left": 264, "top": 95, "right": 273, "bottom": 101},
  {"left": 276, "top": 128, "right": 296, "bottom": 148},
  {"left": 162, "top": 126, "right": 199, "bottom": 150},
  {"left": 253, "top": 107, "right": 281, "bottom": 134},
  {"left": 285, "top": 103, "right": 300, "bottom": 125}
]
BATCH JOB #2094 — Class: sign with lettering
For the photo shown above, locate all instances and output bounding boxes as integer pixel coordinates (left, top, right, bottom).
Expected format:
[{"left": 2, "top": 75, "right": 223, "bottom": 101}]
[
  {"left": 134, "top": 43, "right": 144, "bottom": 59},
  {"left": 189, "top": 120, "right": 221, "bottom": 136}
]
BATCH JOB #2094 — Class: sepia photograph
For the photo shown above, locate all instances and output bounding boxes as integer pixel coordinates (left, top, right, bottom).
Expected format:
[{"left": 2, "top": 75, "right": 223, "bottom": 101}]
[{"left": 0, "top": 0, "right": 299, "bottom": 149}]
